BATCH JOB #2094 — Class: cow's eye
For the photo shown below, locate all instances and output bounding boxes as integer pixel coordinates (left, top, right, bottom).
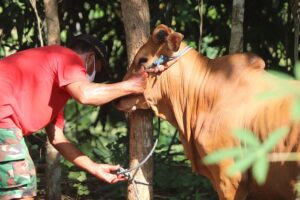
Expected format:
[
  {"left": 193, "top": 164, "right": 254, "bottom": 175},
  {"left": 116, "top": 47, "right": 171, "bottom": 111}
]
[{"left": 138, "top": 57, "right": 148, "bottom": 65}]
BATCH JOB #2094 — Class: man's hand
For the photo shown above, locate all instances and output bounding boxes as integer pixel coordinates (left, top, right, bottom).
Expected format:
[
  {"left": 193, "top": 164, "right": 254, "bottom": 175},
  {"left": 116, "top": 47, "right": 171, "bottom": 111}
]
[
  {"left": 46, "top": 125, "right": 127, "bottom": 184},
  {"left": 125, "top": 68, "right": 148, "bottom": 94},
  {"left": 93, "top": 163, "right": 127, "bottom": 184}
]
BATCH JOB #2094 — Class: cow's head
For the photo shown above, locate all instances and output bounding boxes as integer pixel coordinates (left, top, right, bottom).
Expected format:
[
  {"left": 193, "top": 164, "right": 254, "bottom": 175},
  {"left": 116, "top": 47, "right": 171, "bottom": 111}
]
[{"left": 115, "top": 24, "right": 184, "bottom": 116}]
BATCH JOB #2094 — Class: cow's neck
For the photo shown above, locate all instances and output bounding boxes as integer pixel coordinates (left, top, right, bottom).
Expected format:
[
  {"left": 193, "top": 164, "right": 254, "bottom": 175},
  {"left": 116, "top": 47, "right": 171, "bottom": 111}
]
[{"left": 145, "top": 47, "right": 213, "bottom": 131}]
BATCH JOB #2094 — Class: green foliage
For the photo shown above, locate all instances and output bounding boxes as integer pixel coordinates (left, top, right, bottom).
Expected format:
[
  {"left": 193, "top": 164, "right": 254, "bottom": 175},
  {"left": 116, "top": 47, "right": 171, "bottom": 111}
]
[
  {"left": 68, "top": 171, "right": 87, "bottom": 182},
  {"left": 294, "top": 62, "right": 300, "bottom": 80},
  {"left": 73, "top": 183, "right": 90, "bottom": 196},
  {"left": 68, "top": 172, "right": 89, "bottom": 196}
]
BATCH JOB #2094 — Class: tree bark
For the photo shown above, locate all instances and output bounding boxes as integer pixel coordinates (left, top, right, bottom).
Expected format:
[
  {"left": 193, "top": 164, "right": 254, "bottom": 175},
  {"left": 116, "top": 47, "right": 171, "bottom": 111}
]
[
  {"left": 44, "top": 0, "right": 60, "bottom": 45},
  {"left": 229, "top": 0, "right": 245, "bottom": 53},
  {"left": 121, "top": 0, "right": 150, "bottom": 65},
  {"left": 292, "top": 0, "right": 299, "bottom": 64},
  {"left": 120, "top": 1, "right": 153, "bottom": 200},
  {"left": 198, "top": 0, "right": 204, "bottom": 52},
  {"left": 43, "top": 0, "right": 61, "bottom": 199},
  {"left": 128, "top": 110, "right": 154, "bottom": 200}
]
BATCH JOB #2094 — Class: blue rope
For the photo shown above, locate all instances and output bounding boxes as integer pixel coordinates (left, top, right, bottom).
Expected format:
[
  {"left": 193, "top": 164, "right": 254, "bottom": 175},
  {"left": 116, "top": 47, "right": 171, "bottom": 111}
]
[
  {"left": 147, "top": 46, "right": 192, "bottom": 69},
  {"left": 152, "top": 55, "right": 171, "bottom": 66}
]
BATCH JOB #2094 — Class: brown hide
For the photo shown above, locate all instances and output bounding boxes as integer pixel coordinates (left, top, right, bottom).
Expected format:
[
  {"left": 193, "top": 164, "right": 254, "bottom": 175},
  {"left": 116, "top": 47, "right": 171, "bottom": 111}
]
[{"left": 115, "top": 24, "right": 300, "bottom": 200}]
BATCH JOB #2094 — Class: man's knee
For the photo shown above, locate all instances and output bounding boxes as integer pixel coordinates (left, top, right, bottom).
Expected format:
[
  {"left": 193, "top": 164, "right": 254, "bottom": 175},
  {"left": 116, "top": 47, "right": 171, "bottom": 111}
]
[{"left": 0, "top": 128, "right": 37, "bottom": 200}]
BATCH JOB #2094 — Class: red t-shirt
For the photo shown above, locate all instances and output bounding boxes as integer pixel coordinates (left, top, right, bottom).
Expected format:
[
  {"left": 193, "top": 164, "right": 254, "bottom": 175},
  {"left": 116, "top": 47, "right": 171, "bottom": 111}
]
[{"left": 0, "top": 45, "right": 87, "bottom": 135}]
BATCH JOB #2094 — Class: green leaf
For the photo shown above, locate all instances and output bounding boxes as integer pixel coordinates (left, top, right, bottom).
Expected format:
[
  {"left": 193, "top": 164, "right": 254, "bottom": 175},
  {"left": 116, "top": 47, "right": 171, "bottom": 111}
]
[
  {"left": 68, "top": 171, "right": 87, "bottom": 182},
  {"left": 256, "top": 90, "right": 287, "bottom": 101},
  {"left": 203, "top": 147, "right": 242, "bottom": 165},
  {"left": 62, "top": 160, "right": 74, "bottom": 168},
  {"left": 294, "top": 62, "right": 300, "bottom": 80},
  {"left": 68, "top": 171, "right": 80, "bottom": 180},
  {"left": 252, "top": 155, "right": 269, "bottom": 185},
  {"left": 292, "top": 99, "right": 300, "bottom": 121},
  {"left": 262, "top": 127, "right": 289, "bottom": 152},
  {"left": 268, "top": 70, "right": 294, "bottom": 80},
  {"left": 227, "top": 154, "right": 256, "bottom": 176},
  {"left": 295, "top": 182, "right": 300, "bottom": 196},
  {"left": 232, "top": 129, "right": 261, "bottom": 147},
  {"left": 77, "top": 172, "right": 87, "bottom": 182}
]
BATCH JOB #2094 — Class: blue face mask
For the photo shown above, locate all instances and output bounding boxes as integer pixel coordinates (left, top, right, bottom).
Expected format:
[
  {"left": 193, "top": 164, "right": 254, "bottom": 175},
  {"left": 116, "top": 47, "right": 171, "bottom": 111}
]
[{"left": 85, "top": 55, "right": 96, "bottom": 82}]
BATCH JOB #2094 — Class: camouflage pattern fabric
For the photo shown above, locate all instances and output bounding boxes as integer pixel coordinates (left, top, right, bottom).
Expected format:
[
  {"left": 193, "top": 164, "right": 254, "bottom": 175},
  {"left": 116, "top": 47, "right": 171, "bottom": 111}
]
[{"left": 0, "top": 128, "right": 36, "bottom": 200}]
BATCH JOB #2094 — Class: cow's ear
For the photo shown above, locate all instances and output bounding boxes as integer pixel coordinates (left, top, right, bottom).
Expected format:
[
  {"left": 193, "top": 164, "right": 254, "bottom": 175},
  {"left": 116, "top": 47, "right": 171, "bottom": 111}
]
[
  {"left": 152, "top": 24, "right": 172, "bottom": 44},
  {"left": 166, "top": 32, "right": 184, "bottom": 52}
]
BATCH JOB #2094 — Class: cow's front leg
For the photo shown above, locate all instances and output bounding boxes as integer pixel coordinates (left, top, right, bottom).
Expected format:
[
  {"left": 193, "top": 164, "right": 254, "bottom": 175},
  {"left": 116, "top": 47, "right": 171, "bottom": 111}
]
[{"left": 209, "top": 162, "right": 249, "bottom": 200}]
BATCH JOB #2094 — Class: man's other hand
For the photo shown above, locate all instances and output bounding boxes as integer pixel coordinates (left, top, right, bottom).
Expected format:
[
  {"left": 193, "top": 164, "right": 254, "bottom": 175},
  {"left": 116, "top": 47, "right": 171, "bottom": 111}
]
[
  {"left": 93, "top": 163, "right": 127, "bottom": 184},
  {"left": 125, "top": 68, "right": 148, "bottom": 94}
]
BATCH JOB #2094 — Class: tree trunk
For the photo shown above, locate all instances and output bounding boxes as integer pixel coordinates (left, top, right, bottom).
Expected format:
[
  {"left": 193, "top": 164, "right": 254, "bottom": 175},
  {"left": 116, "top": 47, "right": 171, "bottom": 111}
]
[
  {"left": 198, "top": 0, "right": 204, "bottom": 52},
  {"left": 229, "top": 0, "right": 245, "bottom": 53},
  {"left": 43, "top": 0, "right": 61, "bottom": 199},
  {"left": 292, "top": 0, "right": 299, "bottom": 64},
  {"left": 128, "top": 110, "right": 154, "bottom": 200},
  {"left": 121, "top": 0, "right": 150, "bottom": 65},
  {"left": 44, "top": 0, "right": 60, "bottom": 46},
  {"left": 120, "top": 1, "right": 153, "bottom": 200}
]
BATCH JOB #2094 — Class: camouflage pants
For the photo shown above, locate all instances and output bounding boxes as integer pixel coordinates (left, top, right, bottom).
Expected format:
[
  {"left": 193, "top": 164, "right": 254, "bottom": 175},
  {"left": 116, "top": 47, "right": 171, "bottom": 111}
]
[{"left": 0, "top": 128, "right": 37, "bottom": 200}]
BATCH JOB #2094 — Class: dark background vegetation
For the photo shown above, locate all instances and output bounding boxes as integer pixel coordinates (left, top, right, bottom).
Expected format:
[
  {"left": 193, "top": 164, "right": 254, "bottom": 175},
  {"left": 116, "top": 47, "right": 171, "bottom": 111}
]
[{"left": 0, "top": 0, "right": 297, "bottom": 199}]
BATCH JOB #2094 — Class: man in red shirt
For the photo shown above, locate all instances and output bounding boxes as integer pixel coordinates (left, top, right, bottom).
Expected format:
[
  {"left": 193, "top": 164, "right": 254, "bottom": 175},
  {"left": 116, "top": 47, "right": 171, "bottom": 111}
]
[{"left": 0, "top": 34, "right": 148, "bottom": 200}]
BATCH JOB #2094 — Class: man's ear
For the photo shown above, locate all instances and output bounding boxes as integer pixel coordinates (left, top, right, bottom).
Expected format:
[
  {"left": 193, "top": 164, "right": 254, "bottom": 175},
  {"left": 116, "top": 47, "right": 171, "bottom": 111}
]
[
  {"left": 83, "top": 51, "right": 93, "bottom": 60},
  {"left": 166, "top": 32, "right": 184, "bottom": 52}
]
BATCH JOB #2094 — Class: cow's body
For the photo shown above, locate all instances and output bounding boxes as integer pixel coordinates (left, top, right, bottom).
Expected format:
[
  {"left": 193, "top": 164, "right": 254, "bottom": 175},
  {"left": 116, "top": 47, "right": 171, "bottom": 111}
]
[{"left": 116, "top": 24, "right": 300, "bottom": 200}]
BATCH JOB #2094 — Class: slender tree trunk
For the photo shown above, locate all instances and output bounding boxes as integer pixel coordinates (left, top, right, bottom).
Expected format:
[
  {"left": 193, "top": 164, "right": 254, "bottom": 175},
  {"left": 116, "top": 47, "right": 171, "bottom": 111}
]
[
  {"left": 29, "top": 0, "right": 44, "bottom": 47},
  {"left": 43, "top": 0, "right": 61, "bottom": 199},
  {"left": 292, "top": 0, "right": 299, "bottom": 64},
  {"left": 229, "top": 0, "right": 245, "bottom": 53},
  {"left": 198, "top": 0, "right": 204, "bottom": 52},
  {"left": 120, "top": 1, "right": 153, "bottom": 200}
]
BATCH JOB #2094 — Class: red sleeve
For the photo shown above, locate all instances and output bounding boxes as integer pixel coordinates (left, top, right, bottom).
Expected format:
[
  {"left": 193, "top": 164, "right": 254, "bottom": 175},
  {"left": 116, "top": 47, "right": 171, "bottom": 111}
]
[
  {"left": 56, "top": 48, "right": 87, "bottom": 87},
  {"left": 54, "top": 109, "right": 65, "bottom": 129}
]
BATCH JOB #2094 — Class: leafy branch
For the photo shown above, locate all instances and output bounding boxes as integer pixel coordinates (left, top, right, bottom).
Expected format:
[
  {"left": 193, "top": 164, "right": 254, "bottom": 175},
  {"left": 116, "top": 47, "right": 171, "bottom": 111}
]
[{"left": 203, "top": 127, "right": 289, "bottom": 185}]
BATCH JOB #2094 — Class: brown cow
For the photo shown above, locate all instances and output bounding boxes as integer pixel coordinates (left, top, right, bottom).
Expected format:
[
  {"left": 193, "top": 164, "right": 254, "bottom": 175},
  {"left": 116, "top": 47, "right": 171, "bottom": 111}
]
[{"left": 115, "top": 24, "right": 300, "bottom": 200}]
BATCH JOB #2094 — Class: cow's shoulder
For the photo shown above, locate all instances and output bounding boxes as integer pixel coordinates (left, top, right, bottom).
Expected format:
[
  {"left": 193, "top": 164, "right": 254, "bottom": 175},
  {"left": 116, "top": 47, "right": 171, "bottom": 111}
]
[{"left": 211, "top": 52, "right": 266, "bottom": 71}]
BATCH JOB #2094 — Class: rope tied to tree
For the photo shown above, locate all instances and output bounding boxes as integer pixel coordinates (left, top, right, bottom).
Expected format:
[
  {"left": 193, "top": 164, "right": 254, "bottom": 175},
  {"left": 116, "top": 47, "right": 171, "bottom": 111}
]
[
  {"left": 116, "top": 138, "right": 158, "bottom": 179},
  {"left": 116, "top": 138, "right": 158, "bottom": 200}
]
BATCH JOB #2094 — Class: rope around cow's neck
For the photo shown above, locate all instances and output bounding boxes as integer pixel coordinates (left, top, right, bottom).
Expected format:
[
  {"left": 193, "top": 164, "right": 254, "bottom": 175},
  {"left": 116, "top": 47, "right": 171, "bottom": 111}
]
[{"left": 146, "top": 45, "right": 193, "bottom": 69}]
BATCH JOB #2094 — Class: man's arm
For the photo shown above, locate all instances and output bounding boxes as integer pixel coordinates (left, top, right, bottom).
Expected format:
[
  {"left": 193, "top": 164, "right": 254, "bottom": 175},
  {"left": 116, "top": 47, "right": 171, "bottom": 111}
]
[
  {"left": 46, "top": 123, "right": 125, "bottom": 183},
  {"left": 65, "top": 69, "right": 148, "bottom": 105}
]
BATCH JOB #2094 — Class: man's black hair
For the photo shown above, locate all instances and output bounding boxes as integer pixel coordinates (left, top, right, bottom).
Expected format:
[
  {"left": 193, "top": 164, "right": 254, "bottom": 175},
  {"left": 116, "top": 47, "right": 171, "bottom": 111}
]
[
  {"left": 67, "top": 34, "right": 111, "bottom": 82},
  {"left": 68, "top": 39, "right": 101, "bottom": 59}
]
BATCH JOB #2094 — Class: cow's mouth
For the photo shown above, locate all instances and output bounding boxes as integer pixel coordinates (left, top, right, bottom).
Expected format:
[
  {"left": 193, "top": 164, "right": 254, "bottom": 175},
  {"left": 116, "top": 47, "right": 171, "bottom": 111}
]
[{"left": 113, "top": 95, "right": 138, "bottom": 112}]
